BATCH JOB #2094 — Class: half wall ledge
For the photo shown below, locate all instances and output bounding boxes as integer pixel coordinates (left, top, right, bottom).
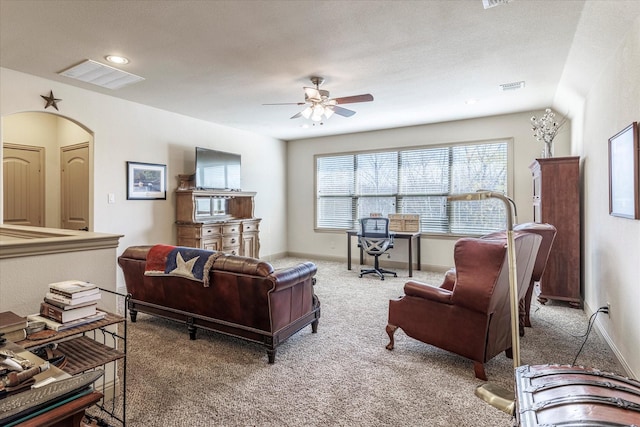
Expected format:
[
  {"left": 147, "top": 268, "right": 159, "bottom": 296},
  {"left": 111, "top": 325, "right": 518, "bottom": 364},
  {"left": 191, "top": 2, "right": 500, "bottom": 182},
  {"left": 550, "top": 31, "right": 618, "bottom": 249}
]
[{"left": 0, "top": 225, "right": 123, "bottom": 259}]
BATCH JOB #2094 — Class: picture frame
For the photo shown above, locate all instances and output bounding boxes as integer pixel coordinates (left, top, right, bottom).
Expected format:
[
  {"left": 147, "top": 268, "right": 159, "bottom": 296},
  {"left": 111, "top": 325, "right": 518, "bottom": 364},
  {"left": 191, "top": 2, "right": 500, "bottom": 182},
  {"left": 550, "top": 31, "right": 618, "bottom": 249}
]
[
  {"left": 608, "top": 122, "right": 639, "bottom": 219},
  {"left": 126, "top": 161, "right": 167, "bottom": 200}
]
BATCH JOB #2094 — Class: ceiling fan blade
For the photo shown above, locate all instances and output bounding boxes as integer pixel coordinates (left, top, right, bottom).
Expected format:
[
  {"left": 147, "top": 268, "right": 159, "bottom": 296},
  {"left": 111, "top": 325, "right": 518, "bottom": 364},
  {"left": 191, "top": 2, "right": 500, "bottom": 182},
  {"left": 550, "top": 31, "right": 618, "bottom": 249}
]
[
  {"left": 263, "top": 102, "right": 306, "bottom": 106},
  {"left": 333, "top": 94, "right": 374, "bottom": 104},
  {"left": 331, "top": 105, "right": 356, "bottom": 117},
  {"left": 290, "top": 111, "right": 303, "bottom": 119}
]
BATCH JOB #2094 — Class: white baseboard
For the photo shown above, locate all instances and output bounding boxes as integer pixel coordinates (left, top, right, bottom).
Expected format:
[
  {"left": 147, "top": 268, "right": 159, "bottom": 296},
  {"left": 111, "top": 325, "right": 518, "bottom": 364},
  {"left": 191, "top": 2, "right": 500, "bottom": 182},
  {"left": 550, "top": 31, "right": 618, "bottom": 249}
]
[{"left": 585, "top": 300, "right": 636, "bottom": 379}]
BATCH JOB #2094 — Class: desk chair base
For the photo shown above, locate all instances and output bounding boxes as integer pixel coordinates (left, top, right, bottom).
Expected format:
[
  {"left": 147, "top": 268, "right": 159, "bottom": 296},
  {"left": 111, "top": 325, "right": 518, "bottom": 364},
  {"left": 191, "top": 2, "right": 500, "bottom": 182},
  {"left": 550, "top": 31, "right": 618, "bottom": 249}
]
[
  {"left": 359, "top": 256, "right": 397, "bottom": 280},
  {"left": 359, "top": 268, "right": 397, "bottom": 280}
]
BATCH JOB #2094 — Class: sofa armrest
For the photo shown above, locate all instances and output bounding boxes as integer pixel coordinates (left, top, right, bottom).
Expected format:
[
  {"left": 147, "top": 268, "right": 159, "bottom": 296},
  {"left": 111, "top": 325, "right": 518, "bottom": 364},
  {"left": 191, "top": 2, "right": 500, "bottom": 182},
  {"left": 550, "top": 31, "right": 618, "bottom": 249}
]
[
  {"left": 120, "top": 245, "right": 154, "bottom": 261},
  {"left": 404, "top": 280, "right": 453, "bottom": 304},
  {"left": 271, "top": 262, "right": 318, "bottom": 292}
]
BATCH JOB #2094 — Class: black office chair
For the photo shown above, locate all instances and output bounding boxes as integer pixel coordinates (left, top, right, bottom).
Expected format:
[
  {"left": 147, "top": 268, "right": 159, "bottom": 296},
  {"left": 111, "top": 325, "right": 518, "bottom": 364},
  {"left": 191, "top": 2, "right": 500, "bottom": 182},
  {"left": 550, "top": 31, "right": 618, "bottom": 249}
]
[{"left": 358, "top": 217, "right": 397, "bottom": 280}]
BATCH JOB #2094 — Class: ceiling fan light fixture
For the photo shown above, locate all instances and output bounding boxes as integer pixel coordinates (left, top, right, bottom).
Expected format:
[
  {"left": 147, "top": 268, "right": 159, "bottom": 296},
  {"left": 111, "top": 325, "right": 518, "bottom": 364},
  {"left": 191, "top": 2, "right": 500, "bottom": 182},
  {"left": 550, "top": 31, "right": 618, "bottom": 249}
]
[
  {"left": 324, "top": 106, "right": 335, "bottom": 118},
  {"left": 304, "top": 87, "right": 322, "bottom": 102},
  {"left": 311, "top": 105, "right": 324, "bottom": 122},
  {"left": 301, "top": 106, "right": 313, "bottom": 119},
  {"left": 269, "top": 76, "right": 373, "bottom": 122}
]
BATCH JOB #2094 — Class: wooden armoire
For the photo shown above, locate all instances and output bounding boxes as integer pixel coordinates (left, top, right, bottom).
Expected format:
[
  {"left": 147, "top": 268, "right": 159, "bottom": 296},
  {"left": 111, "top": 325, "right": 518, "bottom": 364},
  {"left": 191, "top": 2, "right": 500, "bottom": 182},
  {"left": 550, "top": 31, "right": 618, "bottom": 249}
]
[{"left": 529, "top": 156, "right": 581, "bottom": 307}]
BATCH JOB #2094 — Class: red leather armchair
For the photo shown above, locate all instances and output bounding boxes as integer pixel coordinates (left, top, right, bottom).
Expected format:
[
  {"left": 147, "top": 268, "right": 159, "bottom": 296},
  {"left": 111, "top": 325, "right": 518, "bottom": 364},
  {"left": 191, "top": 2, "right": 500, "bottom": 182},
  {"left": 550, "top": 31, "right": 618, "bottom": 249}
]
[
  {"left": 385, "top": 231, "right": 541, "bottom": 380},
  {"left": 438, "top": 222, "right": 557, "bottom": 336},
  {"left": 513, "top": 223, "right": 557, "bottom": 329}
]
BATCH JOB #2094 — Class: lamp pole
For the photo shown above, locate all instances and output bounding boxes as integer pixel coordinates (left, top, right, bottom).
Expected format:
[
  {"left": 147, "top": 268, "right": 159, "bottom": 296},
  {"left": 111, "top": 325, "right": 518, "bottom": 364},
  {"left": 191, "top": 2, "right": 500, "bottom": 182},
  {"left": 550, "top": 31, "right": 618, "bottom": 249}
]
[{"left": 447, "top": 191, "right": 520, "bottom": 414}]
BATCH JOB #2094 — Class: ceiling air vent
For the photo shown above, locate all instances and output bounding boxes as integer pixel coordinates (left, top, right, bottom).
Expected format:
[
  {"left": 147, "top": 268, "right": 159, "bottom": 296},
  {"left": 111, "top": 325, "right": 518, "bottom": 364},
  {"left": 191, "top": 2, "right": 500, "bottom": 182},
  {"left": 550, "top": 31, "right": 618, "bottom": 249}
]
[
  {"left": 59, "top": 59, "right": 144, "bottom": 90},
  {"left": 499, "top": 81, "right": 525, "bottom": 91},
  {"left": 483, "top": 0, "right": 514, "bottom": 9}
]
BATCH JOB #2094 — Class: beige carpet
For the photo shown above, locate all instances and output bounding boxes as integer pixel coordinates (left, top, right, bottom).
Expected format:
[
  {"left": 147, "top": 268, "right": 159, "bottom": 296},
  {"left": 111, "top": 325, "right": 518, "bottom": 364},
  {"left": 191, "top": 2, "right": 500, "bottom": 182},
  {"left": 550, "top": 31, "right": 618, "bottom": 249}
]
[{"left": 95, "top": 257, "right": 621, "bottom": 426}]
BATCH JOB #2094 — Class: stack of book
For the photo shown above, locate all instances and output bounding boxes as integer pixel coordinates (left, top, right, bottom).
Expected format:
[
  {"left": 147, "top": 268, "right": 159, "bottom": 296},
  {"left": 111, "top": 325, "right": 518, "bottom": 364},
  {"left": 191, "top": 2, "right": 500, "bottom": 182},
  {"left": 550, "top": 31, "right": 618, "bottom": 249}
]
[
  {"left": 0, "top": 311, "right": 28, "bottom": 342},
  {"left": 28, "top": 280, "right": 106, "bottom": 331}
]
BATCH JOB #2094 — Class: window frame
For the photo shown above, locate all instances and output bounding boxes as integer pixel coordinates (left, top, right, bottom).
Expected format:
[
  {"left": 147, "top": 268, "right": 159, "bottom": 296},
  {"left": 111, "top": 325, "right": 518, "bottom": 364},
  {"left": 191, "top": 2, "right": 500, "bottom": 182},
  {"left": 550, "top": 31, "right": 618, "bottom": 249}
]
[{"left": 314, "top": 138, "right": 514, "bottom": 237}]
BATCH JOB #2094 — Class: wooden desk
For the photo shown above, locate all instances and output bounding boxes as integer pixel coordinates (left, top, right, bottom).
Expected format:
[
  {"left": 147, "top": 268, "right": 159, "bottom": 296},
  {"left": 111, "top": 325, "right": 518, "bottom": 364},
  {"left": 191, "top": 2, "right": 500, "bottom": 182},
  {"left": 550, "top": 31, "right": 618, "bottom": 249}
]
[{"left": 346, "top": 230, "right": 421, "bottom": 277}]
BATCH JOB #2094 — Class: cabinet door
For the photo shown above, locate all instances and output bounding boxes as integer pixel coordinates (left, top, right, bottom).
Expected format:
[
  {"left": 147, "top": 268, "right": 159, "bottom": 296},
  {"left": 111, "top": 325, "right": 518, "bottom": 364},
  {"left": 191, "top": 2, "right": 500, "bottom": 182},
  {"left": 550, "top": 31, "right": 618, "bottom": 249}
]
[
  {"left": 241, "top": 233, "right": 259, "bottom": 258},
  {"left": 177, "top": 225, "right": 200, "bottom": 248},
  {"left": 240, "top": 219, "right": 260, "bottom": 258},
  {"left": 202, "top": 239, "right": 221, "bottom": 251}
]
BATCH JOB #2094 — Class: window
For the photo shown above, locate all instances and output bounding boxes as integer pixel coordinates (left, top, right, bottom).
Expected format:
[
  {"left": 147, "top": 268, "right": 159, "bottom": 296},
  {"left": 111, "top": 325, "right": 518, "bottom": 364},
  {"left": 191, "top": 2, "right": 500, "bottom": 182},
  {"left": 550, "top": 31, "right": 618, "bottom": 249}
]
[{"left": 315, "top": 140, "right": 510, "bottom": 235}]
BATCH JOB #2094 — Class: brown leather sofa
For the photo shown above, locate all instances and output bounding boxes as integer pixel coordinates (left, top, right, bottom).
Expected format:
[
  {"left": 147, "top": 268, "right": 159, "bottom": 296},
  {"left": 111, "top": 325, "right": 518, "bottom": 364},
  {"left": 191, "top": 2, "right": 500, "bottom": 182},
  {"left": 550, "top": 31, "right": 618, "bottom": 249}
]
[
  {"left": 118, "top": 245, "right": 320, "bottom": 363},
  {"left": 386, "top": 231, "right": 541, "bottom": 380}
]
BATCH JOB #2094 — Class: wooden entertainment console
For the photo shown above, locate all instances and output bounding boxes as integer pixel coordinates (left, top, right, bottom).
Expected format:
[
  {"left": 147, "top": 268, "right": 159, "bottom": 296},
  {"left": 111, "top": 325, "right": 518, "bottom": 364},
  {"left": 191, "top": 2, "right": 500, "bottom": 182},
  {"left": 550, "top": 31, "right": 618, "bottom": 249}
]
[{"left": 175, "top": 175, "right": 261, "bottom": 258}]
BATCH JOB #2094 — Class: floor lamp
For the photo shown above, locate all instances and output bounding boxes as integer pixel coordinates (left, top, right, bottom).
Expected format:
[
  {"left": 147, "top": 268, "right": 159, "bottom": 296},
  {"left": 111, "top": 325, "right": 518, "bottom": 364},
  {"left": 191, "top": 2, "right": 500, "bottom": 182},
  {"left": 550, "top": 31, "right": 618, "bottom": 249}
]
[{"left": 447, "top": 191, "right": 520, "bottom": 415}]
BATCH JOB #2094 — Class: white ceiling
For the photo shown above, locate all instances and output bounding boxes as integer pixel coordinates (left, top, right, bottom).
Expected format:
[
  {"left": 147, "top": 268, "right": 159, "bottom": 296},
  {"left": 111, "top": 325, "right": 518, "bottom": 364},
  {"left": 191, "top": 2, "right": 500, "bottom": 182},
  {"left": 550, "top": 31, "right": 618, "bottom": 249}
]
[{"left": 1, "top": 0, "right": 638, "bottom": 141}]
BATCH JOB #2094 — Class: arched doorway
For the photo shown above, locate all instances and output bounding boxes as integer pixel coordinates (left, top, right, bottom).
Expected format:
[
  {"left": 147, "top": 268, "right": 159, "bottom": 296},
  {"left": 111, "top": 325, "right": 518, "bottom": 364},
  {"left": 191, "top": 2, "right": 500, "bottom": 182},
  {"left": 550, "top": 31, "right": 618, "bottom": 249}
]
[{"left": 2, "top": 112, "right": 93, "bottom": 230}]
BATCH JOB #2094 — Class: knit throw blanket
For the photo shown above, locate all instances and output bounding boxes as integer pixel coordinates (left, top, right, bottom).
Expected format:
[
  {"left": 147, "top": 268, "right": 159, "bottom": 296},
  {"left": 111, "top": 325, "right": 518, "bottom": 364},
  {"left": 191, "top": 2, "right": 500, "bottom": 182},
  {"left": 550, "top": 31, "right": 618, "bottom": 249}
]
[{"left": 144, "top": 244, "right": 223, "bottom": 287}]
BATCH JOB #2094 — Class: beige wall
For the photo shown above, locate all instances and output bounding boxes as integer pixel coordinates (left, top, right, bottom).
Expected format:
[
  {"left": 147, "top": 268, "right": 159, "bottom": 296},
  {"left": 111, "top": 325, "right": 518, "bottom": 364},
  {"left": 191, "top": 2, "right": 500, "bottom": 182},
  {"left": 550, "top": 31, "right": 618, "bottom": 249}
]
[
  {"left": 286, "top": 111, "right": 571, "bottom": 269},
  {"left": 1, "top": 67, "right": 290, "bottom": 284},
  {"left": 0, "top": 247, "right": 119, "bottom": 317},
  {"left": 575, "top": 15, "right": 640, "bottom": 379}
]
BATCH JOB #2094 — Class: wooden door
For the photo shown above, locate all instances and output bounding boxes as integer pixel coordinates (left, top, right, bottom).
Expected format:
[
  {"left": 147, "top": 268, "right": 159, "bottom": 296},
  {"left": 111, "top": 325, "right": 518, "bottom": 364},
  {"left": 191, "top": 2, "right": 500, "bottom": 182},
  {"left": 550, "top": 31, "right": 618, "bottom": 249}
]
[
  {"left": 61, "top": 142, "right": 90, "bottom": 230},
  {"left": 2, "top": 143, "right": 44, "bottom": 226}
]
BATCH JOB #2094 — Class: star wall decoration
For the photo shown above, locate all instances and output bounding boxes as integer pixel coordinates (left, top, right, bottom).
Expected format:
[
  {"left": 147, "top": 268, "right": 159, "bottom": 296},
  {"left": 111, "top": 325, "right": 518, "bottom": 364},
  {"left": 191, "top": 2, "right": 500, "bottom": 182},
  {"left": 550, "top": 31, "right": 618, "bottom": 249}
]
[{"left": 41, "top": 90, "right": 61, "bottom": 110}]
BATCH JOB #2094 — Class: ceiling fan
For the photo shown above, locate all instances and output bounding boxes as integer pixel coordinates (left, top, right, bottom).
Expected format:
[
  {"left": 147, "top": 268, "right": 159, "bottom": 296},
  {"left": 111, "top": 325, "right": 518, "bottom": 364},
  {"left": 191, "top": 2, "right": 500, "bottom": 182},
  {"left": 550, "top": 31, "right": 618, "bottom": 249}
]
[{"left": 264, "top": 76, "right": 374, "bottom": 122}]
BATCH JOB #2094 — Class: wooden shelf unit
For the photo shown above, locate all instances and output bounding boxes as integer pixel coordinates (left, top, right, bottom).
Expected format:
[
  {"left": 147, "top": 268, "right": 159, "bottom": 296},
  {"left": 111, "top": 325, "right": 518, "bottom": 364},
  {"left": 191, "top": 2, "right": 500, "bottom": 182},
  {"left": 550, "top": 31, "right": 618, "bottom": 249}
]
[
  {"left": 175, "top": 187, "right": 261, "bottom": 258},
  {"left": 529, "top": 156, "right": 581, "bottom": 307},
  {"left": 17, "top": 308, "right": 127, "bottom": 426}
]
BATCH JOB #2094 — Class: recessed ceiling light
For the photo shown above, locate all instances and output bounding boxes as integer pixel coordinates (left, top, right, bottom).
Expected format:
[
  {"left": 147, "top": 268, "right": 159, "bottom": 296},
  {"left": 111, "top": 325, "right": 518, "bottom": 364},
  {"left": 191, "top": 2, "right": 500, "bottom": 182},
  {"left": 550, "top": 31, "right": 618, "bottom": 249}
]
[
  {"left": 105, "top": 55, "right": 129, "bottom": 65},
  {"left": 465, "top": 98, "right": 479, "bottom": 105}
]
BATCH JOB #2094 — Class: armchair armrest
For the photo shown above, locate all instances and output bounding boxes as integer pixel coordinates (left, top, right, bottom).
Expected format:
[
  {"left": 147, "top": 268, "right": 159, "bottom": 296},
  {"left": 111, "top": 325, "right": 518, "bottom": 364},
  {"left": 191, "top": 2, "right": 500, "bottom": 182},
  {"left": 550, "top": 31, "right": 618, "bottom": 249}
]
[
  {"left": 404, "top": 280, "right": 453, "bottom": 304},
  {"left": 440, "top": 268, "right": 456, "bottom": 291}
]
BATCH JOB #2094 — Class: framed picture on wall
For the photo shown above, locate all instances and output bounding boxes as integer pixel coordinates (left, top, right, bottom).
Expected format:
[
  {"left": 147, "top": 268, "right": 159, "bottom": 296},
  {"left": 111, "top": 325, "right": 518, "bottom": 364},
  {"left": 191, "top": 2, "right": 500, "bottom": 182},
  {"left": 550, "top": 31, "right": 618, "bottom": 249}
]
[
  {"left": 127, "top": 161, "right": 167, "bottom": 200},
  {"left": 608, "top": 122, "right": 639, "bottom": 219}
]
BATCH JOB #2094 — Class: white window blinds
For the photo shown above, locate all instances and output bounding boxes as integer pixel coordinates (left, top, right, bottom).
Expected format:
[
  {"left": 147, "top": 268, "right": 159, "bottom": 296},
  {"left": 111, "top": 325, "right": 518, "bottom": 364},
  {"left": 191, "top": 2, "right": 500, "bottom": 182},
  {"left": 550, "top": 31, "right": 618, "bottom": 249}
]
[{"left": 316, "top": 140, "right": 509, "bottom": 235}]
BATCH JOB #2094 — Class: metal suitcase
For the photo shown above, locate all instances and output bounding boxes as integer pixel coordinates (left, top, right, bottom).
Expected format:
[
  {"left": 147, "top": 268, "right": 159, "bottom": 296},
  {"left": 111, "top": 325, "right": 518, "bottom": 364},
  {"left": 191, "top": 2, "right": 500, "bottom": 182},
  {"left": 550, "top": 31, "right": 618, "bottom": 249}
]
[{"left": 515, "top": 364, "right": 640, "bottom": 426}]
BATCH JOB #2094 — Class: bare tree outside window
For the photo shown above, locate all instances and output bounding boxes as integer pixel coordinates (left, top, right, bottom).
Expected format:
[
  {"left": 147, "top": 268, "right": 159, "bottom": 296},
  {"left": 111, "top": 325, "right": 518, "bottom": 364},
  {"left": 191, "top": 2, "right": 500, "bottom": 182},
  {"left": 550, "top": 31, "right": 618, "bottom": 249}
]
[{"left": 316, "top": 140, "right": 509, "bottom": 235}]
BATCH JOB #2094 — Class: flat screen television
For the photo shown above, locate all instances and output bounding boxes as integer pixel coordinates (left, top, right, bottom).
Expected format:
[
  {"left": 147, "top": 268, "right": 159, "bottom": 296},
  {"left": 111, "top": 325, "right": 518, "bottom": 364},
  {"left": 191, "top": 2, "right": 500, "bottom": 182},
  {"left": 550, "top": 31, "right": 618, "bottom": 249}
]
[{"left": 195, "top": 147, "right": 241, "bottom": 190}]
